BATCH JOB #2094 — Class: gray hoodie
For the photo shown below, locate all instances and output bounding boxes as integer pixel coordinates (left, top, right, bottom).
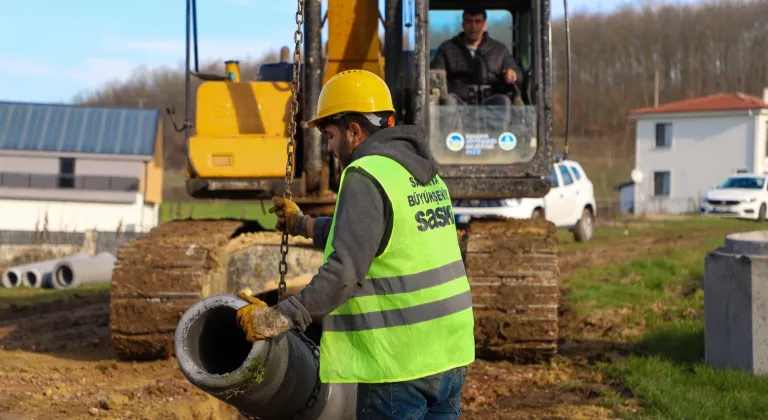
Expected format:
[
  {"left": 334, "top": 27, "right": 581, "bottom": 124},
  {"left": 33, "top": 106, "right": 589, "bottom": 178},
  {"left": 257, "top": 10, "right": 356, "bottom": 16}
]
[{"left": 275, "top": 124, "right": 439, "bottom": 330}]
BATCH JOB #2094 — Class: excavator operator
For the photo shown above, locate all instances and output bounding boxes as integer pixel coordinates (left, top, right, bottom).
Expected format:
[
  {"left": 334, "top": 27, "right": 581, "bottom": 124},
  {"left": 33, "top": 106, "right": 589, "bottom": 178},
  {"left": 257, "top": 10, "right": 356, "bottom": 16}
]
[
  {"left": 430, "top": 7, "right": 524, "bottom": 107},
  {"left": 236, "top": 69, "right": 476, "bottom": 419}
]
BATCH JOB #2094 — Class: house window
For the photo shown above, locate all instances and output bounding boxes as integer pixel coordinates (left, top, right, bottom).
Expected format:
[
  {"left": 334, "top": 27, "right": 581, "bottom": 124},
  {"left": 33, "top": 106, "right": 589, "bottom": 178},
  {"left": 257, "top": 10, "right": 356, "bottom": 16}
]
[
  {"left": 653, "top": 171, "right": 671, "bottom": 196},
  {"left": 58, "top": 158, "right": 75, "bottom": 189},
  {"left": 655, "top": 122, "right": 672, "bottom": 148}
]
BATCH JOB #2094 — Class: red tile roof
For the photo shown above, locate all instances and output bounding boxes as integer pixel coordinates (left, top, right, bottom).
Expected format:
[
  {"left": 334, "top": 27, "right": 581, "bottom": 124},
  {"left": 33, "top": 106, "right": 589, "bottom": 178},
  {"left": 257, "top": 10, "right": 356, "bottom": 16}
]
[{"left": 630, "top": 92, "right": 768, "bottom": 116}]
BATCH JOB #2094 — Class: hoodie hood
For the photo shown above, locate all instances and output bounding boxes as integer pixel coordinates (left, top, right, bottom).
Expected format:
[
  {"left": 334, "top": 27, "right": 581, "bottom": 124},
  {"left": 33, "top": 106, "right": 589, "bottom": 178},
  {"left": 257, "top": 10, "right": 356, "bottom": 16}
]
[{"left": 349, "top": 124, "right": 438, "bottom": 184}]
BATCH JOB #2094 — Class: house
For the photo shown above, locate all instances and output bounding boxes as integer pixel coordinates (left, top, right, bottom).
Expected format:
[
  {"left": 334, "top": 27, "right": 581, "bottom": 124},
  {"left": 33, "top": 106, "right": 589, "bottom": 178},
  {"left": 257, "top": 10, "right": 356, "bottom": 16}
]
[
  {"left": 627, "top": 90, "right": 768, "bottom": 214},
  {"left": 0, "top": 101, "right": 163, "bottom": 235}
]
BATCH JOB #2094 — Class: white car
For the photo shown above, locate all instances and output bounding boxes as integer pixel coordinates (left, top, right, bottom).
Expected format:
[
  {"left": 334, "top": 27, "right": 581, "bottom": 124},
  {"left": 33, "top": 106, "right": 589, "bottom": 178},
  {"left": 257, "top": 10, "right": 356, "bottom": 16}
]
[
  {"left": 453, "top": 159, "right": 597, "bottom": 242},
  {"left": 700, "top": 173, "right": 768, "bottom": 221}
]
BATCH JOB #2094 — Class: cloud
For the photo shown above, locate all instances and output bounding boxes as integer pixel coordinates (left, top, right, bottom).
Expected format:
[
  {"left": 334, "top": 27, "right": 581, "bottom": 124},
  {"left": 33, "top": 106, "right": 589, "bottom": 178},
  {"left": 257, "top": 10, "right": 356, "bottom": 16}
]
[
  {"left": 63, "top": 58, "right": 142, "bottom": 87},
  {"left": 0, "top": 57, "right": 142, "bottom": 89},
  {"left": 0, "top": 59, "right": 54, "bottom": 77},
  {"left": 101, "top": 35, "right": 286, "bottom": 63},
  {"left": 0, "top": 34, "right": 290, "bottom": 96}
]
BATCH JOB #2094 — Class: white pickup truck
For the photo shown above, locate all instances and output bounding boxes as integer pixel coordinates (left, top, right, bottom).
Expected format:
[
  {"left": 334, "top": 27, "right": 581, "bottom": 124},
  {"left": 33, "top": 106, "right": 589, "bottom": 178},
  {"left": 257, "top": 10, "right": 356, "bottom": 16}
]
[{"left": 453, "top": 159, "right": 597, "bottom": 242}]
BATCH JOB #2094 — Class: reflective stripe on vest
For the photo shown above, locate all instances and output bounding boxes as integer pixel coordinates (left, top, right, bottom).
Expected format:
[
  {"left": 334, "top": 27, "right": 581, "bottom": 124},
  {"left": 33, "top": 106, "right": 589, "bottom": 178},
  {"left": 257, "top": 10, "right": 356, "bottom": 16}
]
[{"left": 318, "top": 154, "right": 476, "bottom": 384}]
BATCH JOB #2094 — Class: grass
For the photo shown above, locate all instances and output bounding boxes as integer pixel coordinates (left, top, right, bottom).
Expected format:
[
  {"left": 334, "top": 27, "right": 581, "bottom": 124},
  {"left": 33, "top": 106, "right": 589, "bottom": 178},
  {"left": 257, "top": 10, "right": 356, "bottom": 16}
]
[
  {"left": 0, "top": 282, "right": 110, "bottom": 310},
  {"left": 556, "top": 214, "right": 758, "bottom": 251},
  {"left": 559, "top": 218, "right": 768, "bottom": 419},
  {"left": 563, "top": 237, "right": 717, "bottom": 315}
]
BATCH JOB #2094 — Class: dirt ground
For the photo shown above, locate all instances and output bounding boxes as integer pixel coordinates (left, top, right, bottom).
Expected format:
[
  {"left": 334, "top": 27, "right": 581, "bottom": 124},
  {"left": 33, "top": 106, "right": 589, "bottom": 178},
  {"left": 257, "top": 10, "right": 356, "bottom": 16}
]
[{"left": 0, "top": 231, "right": 710, "bottom": 420}]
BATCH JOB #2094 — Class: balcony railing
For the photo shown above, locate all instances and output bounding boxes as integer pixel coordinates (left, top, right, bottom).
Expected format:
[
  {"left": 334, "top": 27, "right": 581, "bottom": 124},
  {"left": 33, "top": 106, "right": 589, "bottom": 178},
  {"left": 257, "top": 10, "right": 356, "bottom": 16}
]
[{"left": 0, "top": 172, "right": 139, "bottom": 192}]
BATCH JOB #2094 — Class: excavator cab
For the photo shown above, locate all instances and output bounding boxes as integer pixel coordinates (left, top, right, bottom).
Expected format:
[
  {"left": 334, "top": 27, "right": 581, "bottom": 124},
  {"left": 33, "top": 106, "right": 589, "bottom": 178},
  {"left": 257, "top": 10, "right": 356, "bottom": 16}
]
[{"left": 383, "top": 0, "right": 553, "bottom": 201}]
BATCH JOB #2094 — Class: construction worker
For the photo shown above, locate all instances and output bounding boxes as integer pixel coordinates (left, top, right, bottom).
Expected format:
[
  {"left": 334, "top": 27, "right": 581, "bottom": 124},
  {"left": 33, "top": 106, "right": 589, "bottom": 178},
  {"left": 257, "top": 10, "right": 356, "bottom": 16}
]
[{"left": 235, "top": 69, "right": 475, "bottom": 419}]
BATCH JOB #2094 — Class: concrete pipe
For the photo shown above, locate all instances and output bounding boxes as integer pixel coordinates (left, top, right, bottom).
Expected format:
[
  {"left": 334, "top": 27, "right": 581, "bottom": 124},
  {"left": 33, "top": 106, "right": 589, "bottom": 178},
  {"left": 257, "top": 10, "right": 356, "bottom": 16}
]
[
  {"left": 52, "top": 252, "right": 117, "bottom": 289},
  {"left": 20, "top": 253, "right": 90, "bottom": 288},
  {"left": 1, "top": 268, "right": 22, "bottom": 288},
  {"left": 2, "top": 252, "right": 89, "bottom": 288},
  {"left": 705, "top": 230, "right": 768, "bottom": 375},
  {"left": 174, "top": 293, "right": 357, "bottom": 420}
]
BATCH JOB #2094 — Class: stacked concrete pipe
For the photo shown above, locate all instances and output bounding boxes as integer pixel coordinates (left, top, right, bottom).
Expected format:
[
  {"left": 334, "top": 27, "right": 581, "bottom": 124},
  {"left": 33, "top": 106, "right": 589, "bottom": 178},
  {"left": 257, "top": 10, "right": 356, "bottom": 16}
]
[
  {"left": 174, "top": 293, "right": 357, "bottom": 419},
  {"left": 1, "top": 252, "right": 89, "bottom": 288},
  {"left": 52, "top": 251, "right": 116, "bottom": 289},
  {"left": 20, "top": 253, "right": 90, "bottom": 288}
]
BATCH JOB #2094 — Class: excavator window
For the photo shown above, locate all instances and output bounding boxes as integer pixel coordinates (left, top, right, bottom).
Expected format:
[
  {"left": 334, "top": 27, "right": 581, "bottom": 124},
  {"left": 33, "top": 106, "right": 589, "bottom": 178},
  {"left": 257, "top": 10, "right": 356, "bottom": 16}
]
[
  {"left": 425, "top": 6, "right": 537, "bottom": 168},
  {"left": 258, "top": 63, "right": 293, "bottom": 82},
  {"left": 428, "top": 9, "right": 514, "bottom": 54}
]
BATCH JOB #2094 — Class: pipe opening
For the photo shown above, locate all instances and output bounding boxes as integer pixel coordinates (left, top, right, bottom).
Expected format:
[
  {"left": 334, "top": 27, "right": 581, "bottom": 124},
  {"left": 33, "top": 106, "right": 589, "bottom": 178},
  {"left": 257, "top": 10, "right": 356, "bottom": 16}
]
[
  {"left": 25, "top": 272, "right": 39, "bottom": 287},
  {"left": 6, "top": 272, "right": 19, "bottom": 287},
  {"left": 58, "top": 266, "right": 74, "bottom": 287},
  {"left": 192, "top": 306, "right": 253, "bottom": 375}
]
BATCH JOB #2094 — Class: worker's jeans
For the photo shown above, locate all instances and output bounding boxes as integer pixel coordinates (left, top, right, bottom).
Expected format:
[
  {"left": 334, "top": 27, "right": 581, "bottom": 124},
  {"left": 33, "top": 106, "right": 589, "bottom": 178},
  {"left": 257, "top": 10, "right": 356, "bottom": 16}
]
[{"left": 356, "top": 366, "right": 468, "bottom": 419}]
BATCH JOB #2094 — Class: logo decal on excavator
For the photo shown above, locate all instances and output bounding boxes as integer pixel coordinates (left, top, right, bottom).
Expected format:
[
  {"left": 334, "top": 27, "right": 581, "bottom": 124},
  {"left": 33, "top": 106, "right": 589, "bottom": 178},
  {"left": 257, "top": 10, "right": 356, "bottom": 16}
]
[
  {"left": 498, "top": 132, "right": 517, "bottom": 151},
  {"left": 446, "top": 132, "right": 464, "bottom": 152}
]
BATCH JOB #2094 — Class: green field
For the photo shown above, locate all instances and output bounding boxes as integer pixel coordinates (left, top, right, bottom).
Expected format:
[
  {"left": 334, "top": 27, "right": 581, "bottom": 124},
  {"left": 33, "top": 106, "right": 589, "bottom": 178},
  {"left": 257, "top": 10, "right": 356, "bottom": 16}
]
[
  {"left": 0, "top": 282, "right": 110, "bottom": 310},
  {"left": 559, "top": 217, "right": 768, "bottom": 419}
]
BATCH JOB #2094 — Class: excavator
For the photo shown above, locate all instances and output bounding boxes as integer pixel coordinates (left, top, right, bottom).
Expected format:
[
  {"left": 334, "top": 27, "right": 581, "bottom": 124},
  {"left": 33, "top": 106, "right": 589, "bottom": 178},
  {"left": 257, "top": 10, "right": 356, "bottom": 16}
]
[{"left": 110, "top": 0, "right": 573, "bottom": 366}]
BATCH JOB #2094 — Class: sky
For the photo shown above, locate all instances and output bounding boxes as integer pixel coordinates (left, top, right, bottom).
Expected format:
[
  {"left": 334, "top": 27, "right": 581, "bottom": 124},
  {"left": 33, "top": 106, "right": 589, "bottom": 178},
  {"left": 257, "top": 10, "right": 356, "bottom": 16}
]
[{"left": 0, "top": 0, "right": 704, "bottom": 104}]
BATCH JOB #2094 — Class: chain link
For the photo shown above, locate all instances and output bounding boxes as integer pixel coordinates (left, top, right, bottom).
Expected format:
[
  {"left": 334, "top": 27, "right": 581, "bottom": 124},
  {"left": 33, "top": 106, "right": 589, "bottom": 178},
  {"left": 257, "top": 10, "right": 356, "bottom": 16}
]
[
  {"left": 282, "top": 1, "right": 322, "bottom": 418},
  {"left": 231, "top": 2, "right": 315, "bottom": 419},
  {"left": 278, "top": 0, "right": 304, "bottom": 304}
]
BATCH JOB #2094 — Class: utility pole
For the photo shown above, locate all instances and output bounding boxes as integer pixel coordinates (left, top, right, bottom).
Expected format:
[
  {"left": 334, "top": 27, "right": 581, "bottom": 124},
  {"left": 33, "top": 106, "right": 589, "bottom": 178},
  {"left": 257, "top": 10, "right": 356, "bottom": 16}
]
[{"left": 654, "top": 69, "right": 659, "bottom": 107}]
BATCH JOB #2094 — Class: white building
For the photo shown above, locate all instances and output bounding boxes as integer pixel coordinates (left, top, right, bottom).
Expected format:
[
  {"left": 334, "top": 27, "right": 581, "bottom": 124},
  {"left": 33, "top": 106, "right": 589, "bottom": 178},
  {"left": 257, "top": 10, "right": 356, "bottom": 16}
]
[
  {"left": 625, "top": 90, "right": 768, "bottom": 215},
  {"left": 0, "top": 101, "right": 164, "bottom": 234}
]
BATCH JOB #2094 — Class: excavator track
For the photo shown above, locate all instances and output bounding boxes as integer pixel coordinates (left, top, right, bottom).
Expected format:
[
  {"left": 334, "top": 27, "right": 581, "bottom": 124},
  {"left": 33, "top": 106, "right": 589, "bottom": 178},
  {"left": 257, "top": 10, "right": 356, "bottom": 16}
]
[
  {"left": 461, "top": 217, "right": 560, "bottom": 362},
  {"left": 109, "top": 219, "right": 324, "bottom": 361},
  {"left": 110, "top": 216, "right": 559, "bottom": 362}
]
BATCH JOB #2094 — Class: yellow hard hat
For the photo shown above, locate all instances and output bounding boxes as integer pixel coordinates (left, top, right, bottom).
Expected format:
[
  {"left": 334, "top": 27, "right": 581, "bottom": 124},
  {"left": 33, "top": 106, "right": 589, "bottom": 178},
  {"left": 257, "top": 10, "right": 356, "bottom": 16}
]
[{"left": 307, "top": 69, "right": 395, "bottom": 127}]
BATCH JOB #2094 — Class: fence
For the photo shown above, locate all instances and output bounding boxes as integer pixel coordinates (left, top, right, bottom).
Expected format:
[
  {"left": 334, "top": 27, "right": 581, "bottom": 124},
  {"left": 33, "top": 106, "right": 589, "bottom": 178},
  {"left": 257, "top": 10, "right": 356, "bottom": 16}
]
[
  {"left": 0, "top": 229, "right": 143, "bottom": 255},
  {"left": 595, "top": 197, "right": 705, "bottom": 222},
  {"left": 0, "top": 172, "right": 139, "bottom": 192}
]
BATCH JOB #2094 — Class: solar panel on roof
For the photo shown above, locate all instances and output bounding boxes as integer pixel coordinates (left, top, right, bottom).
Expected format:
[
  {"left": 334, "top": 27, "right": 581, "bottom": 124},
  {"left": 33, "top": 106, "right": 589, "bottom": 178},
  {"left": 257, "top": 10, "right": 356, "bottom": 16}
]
[{"left": 0, "top": 102, "right": 160, "bottom": 157}]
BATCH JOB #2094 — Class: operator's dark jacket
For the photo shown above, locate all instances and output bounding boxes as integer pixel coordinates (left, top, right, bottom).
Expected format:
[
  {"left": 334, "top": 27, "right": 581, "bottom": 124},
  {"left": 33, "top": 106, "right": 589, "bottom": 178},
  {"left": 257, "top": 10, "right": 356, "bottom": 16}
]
[
  {"left": 430, "top": 32, "right": 521, "bottom": 102},
  {"left": 276, "top": 125, "right": 438, "bottom": 330}
]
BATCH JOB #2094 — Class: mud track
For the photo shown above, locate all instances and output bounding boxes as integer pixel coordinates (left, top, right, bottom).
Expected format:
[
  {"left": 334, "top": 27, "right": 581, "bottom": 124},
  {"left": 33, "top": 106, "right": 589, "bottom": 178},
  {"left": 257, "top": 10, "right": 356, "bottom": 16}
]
[
  {"left": 0, "top": 228, "right": 721, "bottom": 419},
  {"left": 0, "top": 292, "right": 242, "bottom": 419}
]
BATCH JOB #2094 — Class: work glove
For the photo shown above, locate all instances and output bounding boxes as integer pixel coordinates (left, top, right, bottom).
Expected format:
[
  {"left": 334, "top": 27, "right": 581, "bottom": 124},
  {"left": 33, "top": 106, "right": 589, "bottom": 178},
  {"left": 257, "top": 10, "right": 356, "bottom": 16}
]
[
  {"left": 268, "top": 196, "right": 308, "bottom": 237},
  {"left": 235, "top": 291, "right": 294, "bottom": 342}
]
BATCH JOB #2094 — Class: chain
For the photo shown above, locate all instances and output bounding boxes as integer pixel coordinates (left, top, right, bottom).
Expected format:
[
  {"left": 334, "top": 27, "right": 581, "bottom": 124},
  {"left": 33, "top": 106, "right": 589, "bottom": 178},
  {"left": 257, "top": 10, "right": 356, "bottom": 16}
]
[
  {"left": 234, "top": 3, "right": 313, "bottom": 419},
  {"left": 268, "top": 1, "right": 322, "bottom": 418},
  {"left": 278, "top": 0, "right": 304, "bottom": 304}
]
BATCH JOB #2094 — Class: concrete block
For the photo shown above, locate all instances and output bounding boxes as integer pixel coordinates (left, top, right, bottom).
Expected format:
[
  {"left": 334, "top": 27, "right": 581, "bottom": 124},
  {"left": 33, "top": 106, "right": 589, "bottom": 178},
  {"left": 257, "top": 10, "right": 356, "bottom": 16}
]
[{"left": 704, "top": 230, "right": 768, "bottom": 375}]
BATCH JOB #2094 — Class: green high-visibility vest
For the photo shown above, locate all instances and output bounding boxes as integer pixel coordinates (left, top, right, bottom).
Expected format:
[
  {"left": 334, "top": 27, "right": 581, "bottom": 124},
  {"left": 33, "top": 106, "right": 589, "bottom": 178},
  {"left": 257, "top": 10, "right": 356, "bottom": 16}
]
[{"left": 318, "top": 154, "right": 476, "bottom": 384}]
